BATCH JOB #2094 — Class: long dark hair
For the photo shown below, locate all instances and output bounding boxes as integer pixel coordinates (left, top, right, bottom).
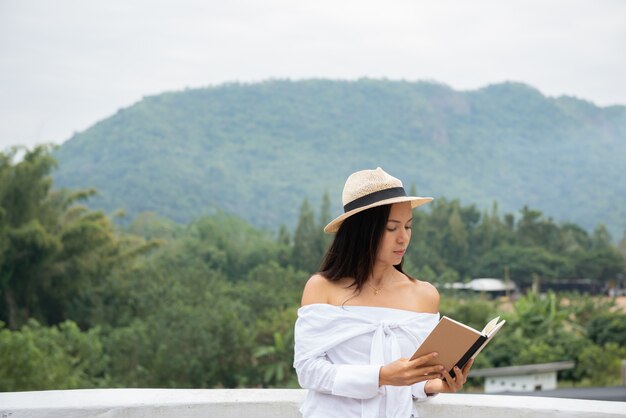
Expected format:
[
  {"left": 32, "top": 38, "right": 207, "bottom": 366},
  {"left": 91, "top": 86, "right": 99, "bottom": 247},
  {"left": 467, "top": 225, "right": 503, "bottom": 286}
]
[{"left": 319, "top": 204, "right": 409, "bottom": 293}]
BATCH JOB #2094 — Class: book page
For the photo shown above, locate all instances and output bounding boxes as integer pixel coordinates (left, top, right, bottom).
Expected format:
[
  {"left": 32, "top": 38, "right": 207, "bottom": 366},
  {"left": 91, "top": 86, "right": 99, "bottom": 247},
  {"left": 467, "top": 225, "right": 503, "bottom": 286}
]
[
  {"left": 481, "top": 316, "right": 500, "bottom": 334},
  {"left": 486, "top": 319, "right": 505, "bottom": 339},
  {"left": 471, "top": 319, "right": 506, "bottom": 359}
]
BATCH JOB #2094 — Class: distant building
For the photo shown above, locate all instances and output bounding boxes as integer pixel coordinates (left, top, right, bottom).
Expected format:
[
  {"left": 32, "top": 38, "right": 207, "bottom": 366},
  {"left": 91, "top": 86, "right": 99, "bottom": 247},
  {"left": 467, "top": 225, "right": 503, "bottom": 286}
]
[
  {"left": 471, "top": 361, "right": 575, "bottom": 393},
  {"left": 443, "top": 278, "right": 517, "bottom": 298}
]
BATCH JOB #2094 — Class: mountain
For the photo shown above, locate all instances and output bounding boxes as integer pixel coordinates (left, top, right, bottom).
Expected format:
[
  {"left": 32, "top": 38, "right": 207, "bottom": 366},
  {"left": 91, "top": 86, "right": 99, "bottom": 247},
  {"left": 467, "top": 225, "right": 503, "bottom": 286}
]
[{"left": 53, "top": 79, "right": 626, "bottom": 238}]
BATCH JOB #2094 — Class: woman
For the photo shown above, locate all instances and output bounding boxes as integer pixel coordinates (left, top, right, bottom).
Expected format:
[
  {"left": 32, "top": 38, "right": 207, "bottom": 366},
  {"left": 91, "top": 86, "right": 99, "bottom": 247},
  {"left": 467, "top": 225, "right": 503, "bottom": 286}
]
[{"left": 293, "top": 167, "right": 473, "bottom": 418}]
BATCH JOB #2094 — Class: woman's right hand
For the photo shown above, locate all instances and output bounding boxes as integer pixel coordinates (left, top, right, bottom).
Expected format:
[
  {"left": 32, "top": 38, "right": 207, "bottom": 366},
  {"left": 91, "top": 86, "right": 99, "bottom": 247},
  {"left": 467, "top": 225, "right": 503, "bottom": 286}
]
[{"left": 379, "top": 352, "right": 443, "bottom": 386}]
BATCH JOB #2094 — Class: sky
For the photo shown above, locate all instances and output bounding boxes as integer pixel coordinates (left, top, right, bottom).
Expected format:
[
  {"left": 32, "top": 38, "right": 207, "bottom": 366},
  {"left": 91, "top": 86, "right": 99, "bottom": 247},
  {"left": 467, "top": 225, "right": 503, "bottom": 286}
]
[{"left": 1, "top": 0, "right": 625, "bottom": 150}]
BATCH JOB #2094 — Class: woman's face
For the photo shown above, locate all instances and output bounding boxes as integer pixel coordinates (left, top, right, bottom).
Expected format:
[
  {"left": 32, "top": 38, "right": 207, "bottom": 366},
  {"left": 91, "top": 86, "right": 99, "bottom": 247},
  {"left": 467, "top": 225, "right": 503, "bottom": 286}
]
[{"left": 376, "top": 202, "right": 413, "bottom": 267}]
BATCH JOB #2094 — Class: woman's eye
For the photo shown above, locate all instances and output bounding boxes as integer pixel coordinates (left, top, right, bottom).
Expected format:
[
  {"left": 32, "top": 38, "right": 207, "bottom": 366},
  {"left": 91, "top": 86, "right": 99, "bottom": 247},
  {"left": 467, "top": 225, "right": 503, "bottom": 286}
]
[{"left": 386, "top": 227, "right": 397, "bottom": 232}]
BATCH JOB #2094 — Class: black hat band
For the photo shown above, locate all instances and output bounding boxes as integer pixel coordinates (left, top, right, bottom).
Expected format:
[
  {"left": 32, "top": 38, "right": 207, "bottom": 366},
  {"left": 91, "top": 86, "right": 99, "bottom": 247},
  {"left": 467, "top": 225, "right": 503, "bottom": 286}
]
[{"left": 343, "top": 187, "right": 407, "bottom": 213}]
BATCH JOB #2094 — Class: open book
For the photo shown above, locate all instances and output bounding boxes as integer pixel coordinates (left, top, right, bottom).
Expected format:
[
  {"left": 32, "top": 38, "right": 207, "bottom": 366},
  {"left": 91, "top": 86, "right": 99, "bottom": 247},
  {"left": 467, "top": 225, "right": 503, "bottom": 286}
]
[{"left": 410, "top": 316, "right": 505, "bottom": 378}]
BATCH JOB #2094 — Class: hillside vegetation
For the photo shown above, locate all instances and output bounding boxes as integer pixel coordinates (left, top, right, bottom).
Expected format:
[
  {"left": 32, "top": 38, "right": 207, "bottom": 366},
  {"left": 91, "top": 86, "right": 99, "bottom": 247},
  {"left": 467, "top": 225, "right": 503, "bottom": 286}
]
[
  {"left": 53, "top": 79, "right": 626, "bottom": 237},
  {"left": 0, "top": 147, "right": 626, "bottom": 392},
  {"left": 2, "top": 147, "right": 625, "bottom": 391}
]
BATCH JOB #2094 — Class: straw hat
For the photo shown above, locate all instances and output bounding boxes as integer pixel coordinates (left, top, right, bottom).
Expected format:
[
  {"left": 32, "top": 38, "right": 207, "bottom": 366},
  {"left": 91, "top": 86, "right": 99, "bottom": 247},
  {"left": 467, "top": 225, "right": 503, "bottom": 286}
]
[{"left": 324, "top": 167, "right": 433, "bottom": 233}]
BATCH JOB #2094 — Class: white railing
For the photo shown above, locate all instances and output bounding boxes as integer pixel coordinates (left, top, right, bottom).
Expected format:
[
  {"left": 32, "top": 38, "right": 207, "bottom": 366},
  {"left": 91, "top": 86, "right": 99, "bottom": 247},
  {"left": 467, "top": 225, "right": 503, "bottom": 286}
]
[{"left": 1, "top": 389, "right": 624, "bottom": 417}]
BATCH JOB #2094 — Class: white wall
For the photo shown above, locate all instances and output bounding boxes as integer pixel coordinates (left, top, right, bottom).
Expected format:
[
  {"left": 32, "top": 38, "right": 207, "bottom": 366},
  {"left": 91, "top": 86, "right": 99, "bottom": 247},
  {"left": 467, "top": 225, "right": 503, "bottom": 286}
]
[
  {"left": 1, "top": 389, "right": 625, "bottom": 418},
  {"left": 485, "top": 371, "right": 557, "bottom": 393}
]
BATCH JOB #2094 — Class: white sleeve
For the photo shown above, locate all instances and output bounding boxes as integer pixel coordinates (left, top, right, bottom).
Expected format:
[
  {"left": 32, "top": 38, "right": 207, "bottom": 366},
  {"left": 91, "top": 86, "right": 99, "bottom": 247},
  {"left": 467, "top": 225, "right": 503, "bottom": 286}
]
[
  {"left": 411, "top": 381, "right": 437, "bottom": 402},
  {"left": 294, "top": 354, "right": 382, "bottom": 399}
]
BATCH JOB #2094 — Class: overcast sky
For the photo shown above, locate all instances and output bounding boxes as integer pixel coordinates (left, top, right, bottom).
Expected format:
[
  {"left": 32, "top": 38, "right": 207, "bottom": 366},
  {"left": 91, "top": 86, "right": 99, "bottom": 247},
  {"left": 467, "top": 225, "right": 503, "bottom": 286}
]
[{"left": 1, "top": 0, "right": 625, "bottom": 150}]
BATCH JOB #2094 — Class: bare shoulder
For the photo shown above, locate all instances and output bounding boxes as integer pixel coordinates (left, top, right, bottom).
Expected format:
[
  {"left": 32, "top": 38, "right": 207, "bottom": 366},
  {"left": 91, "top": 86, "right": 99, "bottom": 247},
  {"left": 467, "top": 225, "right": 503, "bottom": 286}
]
[
  {"left": 410, "top": 278, "right": 440, "bottom": 313},
  {"left": 301, "top": 274, "right": 333, "bottom": 306}
]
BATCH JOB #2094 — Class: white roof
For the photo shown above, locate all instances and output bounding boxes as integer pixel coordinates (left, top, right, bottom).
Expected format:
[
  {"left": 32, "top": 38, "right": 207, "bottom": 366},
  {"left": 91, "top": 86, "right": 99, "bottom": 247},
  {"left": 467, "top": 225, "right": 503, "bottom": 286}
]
[
  {"left": 442, "top": 278, "right": 517, "bottom": 292},
  {"left": 467, "top": 278, "right": 516, "bottom": 292},
  {"left": 471, "top": 361, "right": 575, "bottom": 377}
]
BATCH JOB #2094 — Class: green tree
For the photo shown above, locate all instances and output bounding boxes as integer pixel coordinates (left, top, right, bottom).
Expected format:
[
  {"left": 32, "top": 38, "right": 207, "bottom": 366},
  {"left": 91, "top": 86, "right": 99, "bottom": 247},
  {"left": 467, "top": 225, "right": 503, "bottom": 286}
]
[
  {"left": 0, "top": 319, "right": 106, "bottom": 391},
  {"left": 586, "top": 310, "right": 626, "bottom": 347},
  {"left": 470, "top": 202, "right": 515, "bottom": 261},
  {"left": 189, "top": 212, "right": 278, "bottom": 280},
  {"left": 318, "top": 191, "right": 331, "bottom": 230},
  {"left": 573, "top": 247, "right": 624, "bottom": 282},
  {"left": 236, "top": 261, "right": 306, "bottom": 318},
  {"left": 293, "top": 199, "right": 320, "bottom": 272},
  {"left": 253, "top": 307, "right": 299, "bottom": 387},
  {"left": 591, "top": 224, "right": 612, "bottom": 249},
  {"left": 0, "top": 146, "right": 60, "bottom": 328},
  {"left": 277, "top": 225, "right": 291, "bottom": 246},
  {"left": 0, "top": 146, "right": 153, "bottom": 329},
  {"left": 577, "top": 343, "right": 626, "bottom": 386},
  {"left": 100, "top": 264, "right": 255, "bottom": 388},
  {"left": 476, "top": 246, "right": 572, "bottom": 287},
  {"left": 317, "top": 191, "right": 333, "bottom": 253},
  {"left": 516, "top": 206, "right": 560, "bottom": 250},
  {"left": 507, "top": 291, "right": 570, "bottom": 339},
  {"left": 557, "top": 223, "right": 592, "bottom": 253},
  {"left": 444, "top": 204, "right": 469, "bottom": 272}
]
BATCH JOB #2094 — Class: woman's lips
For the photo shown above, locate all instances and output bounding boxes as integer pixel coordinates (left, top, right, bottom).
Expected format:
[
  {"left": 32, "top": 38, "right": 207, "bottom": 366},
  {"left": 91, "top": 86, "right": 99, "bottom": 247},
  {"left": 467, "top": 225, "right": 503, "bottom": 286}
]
[{"left": 394, "top": 249, "right": 406, "bottom": 256}]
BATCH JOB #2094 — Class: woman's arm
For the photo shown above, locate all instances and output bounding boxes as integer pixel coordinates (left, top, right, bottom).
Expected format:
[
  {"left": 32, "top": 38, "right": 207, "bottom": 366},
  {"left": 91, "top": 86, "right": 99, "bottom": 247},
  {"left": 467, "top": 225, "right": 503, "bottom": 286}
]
[
  {"left": 295, "top": 350, "right": 444, "bottom": 399},
  {"left": 378, "top": 354, "right": 443, "bottom": 386},
  {"left": 297, "top": 275, "right": 383, "bottom": 399},
  {"left": 294, "top": 354, "right": 383, "bottom": 399}
]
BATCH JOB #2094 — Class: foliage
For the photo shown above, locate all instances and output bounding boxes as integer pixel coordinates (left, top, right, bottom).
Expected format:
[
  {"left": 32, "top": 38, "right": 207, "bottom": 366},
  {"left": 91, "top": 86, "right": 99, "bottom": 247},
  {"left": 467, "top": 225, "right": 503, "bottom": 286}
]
[
  {"left": 72, "top": 213, "right": 308, "bottom": 389},
  {"left": 507, "top": 291, "right": 570, "bottom": 339},
  {"left": 253, "top": 307, "right": 299, "bottom": 387},
  {"left": 480, "top": 290, "right": 626, "bottom": 385},
  {"left": 439, "top": 296, "right": 496, "bottom": 331},
  {"left": 0, "top": 319, "right": 106, "bottom": 391},
  {"left": 576, "top": 343, "right": 626, "bottom": 386},
  {"left": 401, "top": 196, "right": 624, "bottom": 286},
  {"left": 586, "top": 311, "right": 626, "bottom": 347},
  {"left": 95, "top": 261, "right": 258, "bottom": 388},
  {"left": 0, "top": 146, "right": 155, "bottom": 329},
  {"left": 566, "top": 292, "right": 618, "bottom": 327},
  {"left": 2, "top": 146, "right": 625, "bottom": 392}
]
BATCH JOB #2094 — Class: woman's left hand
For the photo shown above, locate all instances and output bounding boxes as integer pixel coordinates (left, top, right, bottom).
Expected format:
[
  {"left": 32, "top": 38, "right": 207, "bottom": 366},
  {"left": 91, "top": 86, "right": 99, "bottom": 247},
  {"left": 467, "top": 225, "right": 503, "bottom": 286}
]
[{"left": 424, "top": 358, "right": 474, "bottom": 394}]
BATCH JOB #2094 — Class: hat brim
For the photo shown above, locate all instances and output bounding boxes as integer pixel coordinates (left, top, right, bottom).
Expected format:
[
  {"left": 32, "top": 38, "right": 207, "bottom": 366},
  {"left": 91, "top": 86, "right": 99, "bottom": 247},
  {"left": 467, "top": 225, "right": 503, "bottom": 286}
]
[{"left": 323, "top": 196, "right": 433, "bottom": 233}]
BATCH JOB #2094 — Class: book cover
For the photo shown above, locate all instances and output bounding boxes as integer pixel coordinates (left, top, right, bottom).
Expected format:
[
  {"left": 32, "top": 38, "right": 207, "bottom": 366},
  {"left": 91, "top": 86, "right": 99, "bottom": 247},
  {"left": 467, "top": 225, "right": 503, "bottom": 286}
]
[{"left": 410, "top": 316, "right": 505, "bottom": 378}]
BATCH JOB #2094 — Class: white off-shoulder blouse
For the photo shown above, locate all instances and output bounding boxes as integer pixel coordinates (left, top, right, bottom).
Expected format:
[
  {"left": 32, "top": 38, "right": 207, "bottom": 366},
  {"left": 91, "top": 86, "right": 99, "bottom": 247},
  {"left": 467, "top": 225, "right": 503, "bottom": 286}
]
[{"left": 293, "top": 304, "right": 440, "bottom": 418}]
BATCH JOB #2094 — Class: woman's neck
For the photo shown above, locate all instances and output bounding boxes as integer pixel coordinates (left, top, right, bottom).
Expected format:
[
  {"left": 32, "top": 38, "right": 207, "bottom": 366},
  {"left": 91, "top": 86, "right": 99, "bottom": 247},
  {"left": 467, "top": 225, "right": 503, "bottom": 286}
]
[{"left": 368, "top": 263, "right": 398, "bottom": 287}]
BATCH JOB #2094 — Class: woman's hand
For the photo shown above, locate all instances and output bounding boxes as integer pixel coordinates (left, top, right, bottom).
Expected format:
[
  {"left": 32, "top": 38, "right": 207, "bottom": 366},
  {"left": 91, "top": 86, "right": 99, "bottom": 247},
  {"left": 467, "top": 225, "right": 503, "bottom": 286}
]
[
  {"left": 379, "top": 352, "right": 443, "bottom": 387},
  {"left": 424, "top": 358, "right": 474, "bottom": 394}
]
